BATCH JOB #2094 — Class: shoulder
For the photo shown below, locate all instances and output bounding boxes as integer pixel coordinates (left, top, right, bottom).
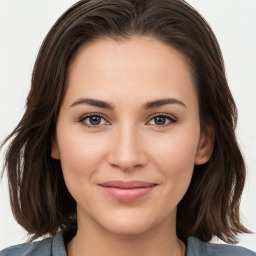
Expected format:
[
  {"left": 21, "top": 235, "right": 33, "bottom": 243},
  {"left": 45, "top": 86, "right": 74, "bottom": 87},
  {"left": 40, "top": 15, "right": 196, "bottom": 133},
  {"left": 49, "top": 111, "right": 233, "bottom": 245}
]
[
  {"left": 187, "top": 236, "right": 255, "bottom": 256},
  {"left": 0, "top": 232, "right": 66, "bottom": 256}
]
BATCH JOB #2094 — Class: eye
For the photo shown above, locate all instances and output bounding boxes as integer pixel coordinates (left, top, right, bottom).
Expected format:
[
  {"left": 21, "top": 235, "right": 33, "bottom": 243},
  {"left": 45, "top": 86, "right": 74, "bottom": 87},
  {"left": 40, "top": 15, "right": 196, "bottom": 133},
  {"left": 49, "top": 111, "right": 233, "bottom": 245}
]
[
  {"left": 147, "top": 113, "right": 177, "bottom": 127},
  {"left": 78, "top": 113, "right": 109, "bottom": 128}
]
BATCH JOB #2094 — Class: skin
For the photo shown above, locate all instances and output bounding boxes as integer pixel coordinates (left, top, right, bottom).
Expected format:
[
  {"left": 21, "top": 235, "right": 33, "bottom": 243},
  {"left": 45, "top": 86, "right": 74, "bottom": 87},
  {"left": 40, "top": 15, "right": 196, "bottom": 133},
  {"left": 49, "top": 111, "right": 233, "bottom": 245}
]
[{"left": 52, "top": 36, "right": 213, "bottom": 256}]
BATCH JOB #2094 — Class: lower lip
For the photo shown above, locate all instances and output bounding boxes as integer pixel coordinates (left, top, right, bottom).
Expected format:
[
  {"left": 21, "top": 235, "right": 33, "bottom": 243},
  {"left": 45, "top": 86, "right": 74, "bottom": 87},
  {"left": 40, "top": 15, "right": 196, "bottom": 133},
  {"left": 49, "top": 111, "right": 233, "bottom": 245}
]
[{"left": 100, "top": 186, "right": 155, "bottom": 202}]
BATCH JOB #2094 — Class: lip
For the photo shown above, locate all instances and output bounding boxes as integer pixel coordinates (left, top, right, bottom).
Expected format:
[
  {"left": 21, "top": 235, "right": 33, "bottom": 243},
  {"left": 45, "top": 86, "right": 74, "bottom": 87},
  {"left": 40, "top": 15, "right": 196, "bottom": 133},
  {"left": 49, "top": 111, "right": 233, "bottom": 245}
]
[{"left": 99, "top": 180, "right": 157, "bottom": 202}]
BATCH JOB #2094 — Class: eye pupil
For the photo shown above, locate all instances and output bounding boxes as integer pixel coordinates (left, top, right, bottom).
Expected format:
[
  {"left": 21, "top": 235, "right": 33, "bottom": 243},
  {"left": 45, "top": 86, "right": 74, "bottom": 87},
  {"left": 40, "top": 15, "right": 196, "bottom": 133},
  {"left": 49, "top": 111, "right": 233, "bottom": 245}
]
[
  {"left": 155, "top": 116, "right": 166, "bottom": 125},
  {"left": 90, "top": 116, "right": 101, "bottom": 125}
]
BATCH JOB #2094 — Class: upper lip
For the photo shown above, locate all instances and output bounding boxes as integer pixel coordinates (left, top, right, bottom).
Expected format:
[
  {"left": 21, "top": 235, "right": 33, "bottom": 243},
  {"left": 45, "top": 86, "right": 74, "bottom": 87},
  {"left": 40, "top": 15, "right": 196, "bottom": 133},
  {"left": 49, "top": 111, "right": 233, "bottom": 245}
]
[{"left": 99, "top": 180, "right": 156, "bottom": 188}]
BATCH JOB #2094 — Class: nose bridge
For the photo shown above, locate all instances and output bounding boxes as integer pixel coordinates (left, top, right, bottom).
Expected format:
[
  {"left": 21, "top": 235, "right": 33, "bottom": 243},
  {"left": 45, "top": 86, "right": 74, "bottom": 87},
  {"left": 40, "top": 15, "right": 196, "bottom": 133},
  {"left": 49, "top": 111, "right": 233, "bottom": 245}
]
[{"left": 107, "top": 122, "right": 147, "bottom": 171}]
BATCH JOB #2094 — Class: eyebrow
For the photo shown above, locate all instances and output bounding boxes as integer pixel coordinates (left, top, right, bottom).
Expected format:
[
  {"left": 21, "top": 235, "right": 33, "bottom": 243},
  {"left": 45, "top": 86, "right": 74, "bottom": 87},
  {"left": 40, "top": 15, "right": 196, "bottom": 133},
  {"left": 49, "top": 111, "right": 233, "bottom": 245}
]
[
  {"left": 70, "top": 97, "right": 186, "bottom": 110},
  {"left": 143, "top": 98, "right": 186, "bottom": 110},
  {"left": 70, "top": 98, "right": 114, "bottom": 109}
]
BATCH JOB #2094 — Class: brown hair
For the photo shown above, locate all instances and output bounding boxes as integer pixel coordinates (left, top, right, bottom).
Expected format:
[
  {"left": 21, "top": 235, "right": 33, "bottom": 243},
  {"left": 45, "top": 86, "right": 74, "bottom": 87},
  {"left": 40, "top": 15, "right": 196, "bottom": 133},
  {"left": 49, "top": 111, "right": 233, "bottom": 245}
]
[{"left": 1, "top": 0, "right": 249, "bottom": 243}]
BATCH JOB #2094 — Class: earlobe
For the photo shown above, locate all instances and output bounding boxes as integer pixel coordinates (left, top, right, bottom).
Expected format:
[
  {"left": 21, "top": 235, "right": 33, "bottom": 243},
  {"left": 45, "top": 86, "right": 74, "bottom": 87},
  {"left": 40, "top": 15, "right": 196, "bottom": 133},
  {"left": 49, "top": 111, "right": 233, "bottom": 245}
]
[
  {"left": 195, "top": 122, "right": 214, "bottom": 165},
  {"left": 51, "top": 137, "right": 60, "bottom": 159}
]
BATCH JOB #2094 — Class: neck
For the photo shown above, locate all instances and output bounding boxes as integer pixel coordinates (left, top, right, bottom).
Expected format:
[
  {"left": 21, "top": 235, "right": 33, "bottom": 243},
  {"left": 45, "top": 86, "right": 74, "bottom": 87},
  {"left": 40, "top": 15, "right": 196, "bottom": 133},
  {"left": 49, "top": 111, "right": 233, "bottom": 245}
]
[{"left": 66, "top": 213, "right": 186, "bottom": 256}]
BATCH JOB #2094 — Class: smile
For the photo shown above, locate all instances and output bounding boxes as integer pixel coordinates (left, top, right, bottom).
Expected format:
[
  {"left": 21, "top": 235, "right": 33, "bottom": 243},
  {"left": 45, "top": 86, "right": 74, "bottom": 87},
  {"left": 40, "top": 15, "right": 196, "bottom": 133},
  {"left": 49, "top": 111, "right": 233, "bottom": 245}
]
[{"left": 99, "top": 180, "right": 157, "bottom": 202}]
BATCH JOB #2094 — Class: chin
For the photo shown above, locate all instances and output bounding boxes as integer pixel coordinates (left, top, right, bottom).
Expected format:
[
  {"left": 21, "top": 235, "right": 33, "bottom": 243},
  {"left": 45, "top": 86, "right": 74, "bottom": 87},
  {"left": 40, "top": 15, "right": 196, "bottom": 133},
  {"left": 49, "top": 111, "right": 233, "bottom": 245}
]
[
  {"left": 105, "top": 221, "right": 153, "bottom": 236},
  {"left": 97, "top": 210, "right": 166, "bottom": 236}
]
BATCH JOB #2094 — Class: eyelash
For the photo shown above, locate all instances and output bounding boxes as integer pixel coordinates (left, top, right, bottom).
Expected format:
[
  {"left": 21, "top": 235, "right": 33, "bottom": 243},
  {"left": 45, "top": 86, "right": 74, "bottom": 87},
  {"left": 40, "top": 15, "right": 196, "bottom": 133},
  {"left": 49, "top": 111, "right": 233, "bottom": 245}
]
[
  {"left": 78, "top": 112, "right": 177, "bottom": 129},
  {"left": 78, "top": 113, "right": 108, "bottom": 129},
  {"left": 148, "top": 113, "right": 177, "bottom": 128}
]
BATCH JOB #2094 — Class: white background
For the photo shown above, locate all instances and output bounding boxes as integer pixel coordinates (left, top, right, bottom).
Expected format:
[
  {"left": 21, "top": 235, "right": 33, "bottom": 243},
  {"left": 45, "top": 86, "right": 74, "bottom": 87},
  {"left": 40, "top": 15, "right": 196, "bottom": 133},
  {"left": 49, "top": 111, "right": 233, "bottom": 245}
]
[{"left": 0, "top": 0, "right": 255, "bottom": 251}]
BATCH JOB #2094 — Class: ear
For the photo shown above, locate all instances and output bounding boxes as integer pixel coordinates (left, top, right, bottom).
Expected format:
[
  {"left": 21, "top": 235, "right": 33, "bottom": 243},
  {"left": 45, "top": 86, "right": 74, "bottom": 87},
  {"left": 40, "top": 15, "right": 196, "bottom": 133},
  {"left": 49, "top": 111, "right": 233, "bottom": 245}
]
[
  {"left": 51, "top": 136, "right": 60, "bottom": 159},
  {"left": 195, "top": 120, "right": 214, "bottom": 165}
]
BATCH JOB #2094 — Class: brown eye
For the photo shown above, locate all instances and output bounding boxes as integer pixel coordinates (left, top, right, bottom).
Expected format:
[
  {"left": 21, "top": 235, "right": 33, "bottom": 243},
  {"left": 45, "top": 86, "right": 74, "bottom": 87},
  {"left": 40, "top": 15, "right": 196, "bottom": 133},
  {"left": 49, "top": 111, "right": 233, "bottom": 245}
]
[
  {"left": 148, "top": 114, "right": 177, "bottom": 127},
  {"left": 154, "top": 116, "right": 167, "bottom": 125},
  {"left": 89, "top": 116, "right": 102, "bottom": 125},
  {"left": 79, "top": 114, "right": 109, "bottom": 128}
]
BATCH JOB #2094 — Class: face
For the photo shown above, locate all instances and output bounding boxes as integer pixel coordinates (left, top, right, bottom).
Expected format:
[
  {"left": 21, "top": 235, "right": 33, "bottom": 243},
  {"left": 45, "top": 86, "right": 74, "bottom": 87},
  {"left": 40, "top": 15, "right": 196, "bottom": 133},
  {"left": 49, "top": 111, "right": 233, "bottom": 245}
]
[{"left": 52, "top": 36, "right": 213, "bottom": 236}]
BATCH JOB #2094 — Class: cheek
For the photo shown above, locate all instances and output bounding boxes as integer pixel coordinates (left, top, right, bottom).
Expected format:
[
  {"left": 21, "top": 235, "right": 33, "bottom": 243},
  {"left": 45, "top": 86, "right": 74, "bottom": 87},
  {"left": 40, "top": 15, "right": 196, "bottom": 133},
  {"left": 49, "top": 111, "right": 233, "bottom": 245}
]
[
  {"left": 148, "top": 131, "right": 199, "bottom": 196},
  {"left": 151, "top": 134, "right": 199, "bottom": 172},
  {"left": 56, "top": 127, "right": 109, "bottom": 180},
  {"left": 56, "top": 130, "right": 109, "bottom": 204}
]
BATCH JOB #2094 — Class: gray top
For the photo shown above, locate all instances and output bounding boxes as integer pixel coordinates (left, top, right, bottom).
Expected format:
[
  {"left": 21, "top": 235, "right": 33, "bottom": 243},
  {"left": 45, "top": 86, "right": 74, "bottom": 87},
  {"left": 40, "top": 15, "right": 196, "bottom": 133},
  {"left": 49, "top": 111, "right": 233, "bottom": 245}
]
[{"left": 0, "top": 232, "right": 255, "bottom": 256}]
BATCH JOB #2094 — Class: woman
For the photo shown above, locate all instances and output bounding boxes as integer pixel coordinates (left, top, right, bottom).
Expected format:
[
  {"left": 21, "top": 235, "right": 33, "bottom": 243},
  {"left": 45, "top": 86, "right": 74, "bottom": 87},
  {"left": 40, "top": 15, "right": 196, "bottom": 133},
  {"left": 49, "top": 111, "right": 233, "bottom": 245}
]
[{"left": 0, "top": 0, "right": 255, "bottom": 255}]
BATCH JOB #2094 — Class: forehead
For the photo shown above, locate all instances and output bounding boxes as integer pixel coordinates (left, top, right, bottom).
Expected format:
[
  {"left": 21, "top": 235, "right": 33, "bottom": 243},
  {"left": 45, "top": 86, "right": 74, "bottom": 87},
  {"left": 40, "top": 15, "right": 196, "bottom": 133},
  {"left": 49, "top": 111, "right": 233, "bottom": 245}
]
[
  {"left": 68, "top": 36, "right": 193, "bottom": 78},
  {"left": 64, "top": 36, "right": 197, "bottom": 109}
]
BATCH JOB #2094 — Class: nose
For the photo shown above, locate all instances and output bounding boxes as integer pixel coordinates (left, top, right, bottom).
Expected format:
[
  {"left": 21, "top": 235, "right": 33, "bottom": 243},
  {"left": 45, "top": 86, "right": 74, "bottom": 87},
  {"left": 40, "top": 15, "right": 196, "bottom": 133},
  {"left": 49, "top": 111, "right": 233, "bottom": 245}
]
[{"left": 107, "top": 124, "right": 148, "bottom": 171}]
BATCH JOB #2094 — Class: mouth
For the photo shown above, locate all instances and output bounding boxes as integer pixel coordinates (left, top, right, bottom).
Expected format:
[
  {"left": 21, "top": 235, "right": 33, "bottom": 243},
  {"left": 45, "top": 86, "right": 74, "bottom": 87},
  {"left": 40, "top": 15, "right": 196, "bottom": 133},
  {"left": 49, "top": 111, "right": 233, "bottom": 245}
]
[{"left": 99, "top": 180, "right": 157, "bottom": 202}]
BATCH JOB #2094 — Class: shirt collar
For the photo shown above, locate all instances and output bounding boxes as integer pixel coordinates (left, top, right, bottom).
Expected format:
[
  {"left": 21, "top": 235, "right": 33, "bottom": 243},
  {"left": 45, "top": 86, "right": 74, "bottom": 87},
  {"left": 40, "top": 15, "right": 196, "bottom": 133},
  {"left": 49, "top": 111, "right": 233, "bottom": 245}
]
[{"left": 52, "top": 232, "right": 67, "bottom": 256}]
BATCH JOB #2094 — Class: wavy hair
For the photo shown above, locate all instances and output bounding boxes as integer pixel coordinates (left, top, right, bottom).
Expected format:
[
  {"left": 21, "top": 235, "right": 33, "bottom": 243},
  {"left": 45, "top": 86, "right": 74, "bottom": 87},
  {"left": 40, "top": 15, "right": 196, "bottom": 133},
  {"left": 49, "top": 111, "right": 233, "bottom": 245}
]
[{"left": 1, "top": 0, "right": 249, "bottom": 243}]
